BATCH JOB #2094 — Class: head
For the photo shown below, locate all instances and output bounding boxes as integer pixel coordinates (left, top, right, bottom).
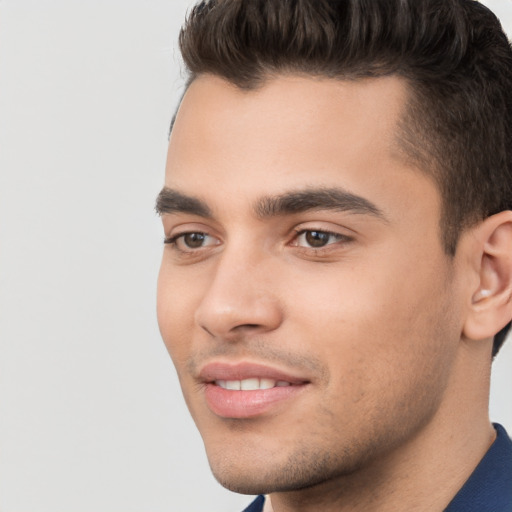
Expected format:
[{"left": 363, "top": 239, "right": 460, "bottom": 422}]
[
  {"left": 157, "top": 0, "right": 512, "bottom": 499},
  {"left": 176, "top": 0, "right": 512, "bottom": 356}
]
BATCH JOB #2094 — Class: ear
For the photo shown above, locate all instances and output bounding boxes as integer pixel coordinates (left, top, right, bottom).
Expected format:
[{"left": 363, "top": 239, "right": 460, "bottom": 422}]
[{"left": 463, "top": 211, "right": 512, "bottom": 341}]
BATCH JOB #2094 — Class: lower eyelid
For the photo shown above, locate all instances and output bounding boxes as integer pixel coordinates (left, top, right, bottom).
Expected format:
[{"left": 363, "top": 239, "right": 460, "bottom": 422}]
[
  {"left": 166, "top": 233, "right": 221, "bottom": 252},
  {"left": 293, "top": 230, "right": 351, "bottom": 244},
  {"left": 164, "top": 229, "right": 351, "bottom": 250}
]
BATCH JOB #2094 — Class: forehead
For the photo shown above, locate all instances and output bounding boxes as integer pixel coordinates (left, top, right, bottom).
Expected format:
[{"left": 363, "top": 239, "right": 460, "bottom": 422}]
[
  {"left": 165, "top": 74, "right": 439, "bottom": 226},
  {"left": 170, "top": 74, "right": 408, "bottom": 161}
]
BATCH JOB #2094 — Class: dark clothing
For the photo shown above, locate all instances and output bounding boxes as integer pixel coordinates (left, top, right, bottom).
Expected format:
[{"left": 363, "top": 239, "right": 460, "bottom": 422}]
[
  {"left": 243, "top": 424, "right": 512, "bottom": 512},
  {"left": 444, "top": 424, "right": 512, "bottom": 511},
  {"left": 243, "top": 495, "right": 265, "bottom": 512}
]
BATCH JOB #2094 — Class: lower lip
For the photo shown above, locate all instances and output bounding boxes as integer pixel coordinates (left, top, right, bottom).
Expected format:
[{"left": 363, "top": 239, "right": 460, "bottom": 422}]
[{"left": 204, "top": 383, "right": 306, "bottom": 418}]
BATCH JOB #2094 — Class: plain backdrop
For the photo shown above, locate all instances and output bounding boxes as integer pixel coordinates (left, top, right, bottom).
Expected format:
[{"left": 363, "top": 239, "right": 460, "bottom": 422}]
[{"left": 0, "top": 1, "right": 511, "bottom": 511}]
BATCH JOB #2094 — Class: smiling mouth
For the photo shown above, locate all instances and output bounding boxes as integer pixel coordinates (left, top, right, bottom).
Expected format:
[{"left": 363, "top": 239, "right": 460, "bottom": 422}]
[
  {"left": 204, "top": 378, "right": 308, "bottom": 418},
  {"left": 214, "top": 378, "right": 292, "bottom": 390},
  {"left": 198, "top": 361, "right": 310, "bottom": 418}
]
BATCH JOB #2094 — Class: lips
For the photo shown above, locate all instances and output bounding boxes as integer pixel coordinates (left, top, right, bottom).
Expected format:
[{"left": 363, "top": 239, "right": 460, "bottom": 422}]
[{"left": 199, "top": 362, "right": 309, "bottom": 419}]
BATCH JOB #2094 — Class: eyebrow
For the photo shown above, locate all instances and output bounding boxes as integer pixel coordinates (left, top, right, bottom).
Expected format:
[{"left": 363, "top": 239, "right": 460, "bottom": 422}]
[
  {"left": 155, "top": 188, "right": 212, "bottom": 217},
  {"left": 155, "top": 186, "right": 386, "bottom": 221},
  {"left": 255, "top": 188, "right": 386, "bottom": 220}
]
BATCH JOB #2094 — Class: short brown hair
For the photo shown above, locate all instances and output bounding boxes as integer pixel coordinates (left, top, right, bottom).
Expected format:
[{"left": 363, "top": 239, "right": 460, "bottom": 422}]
[{"left": 177, "top": 0, "right": 512, "bottom": 355}]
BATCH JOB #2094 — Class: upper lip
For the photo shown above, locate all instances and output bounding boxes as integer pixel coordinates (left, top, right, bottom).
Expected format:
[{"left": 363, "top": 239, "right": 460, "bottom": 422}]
[{"left": 198, "top": 361, "right": 310, "bottom": 385}]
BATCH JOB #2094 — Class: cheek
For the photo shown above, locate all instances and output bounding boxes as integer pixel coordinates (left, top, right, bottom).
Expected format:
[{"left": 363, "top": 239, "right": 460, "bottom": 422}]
[
  {"left": 279, "top": 262, "right": 459, "bottom": 452},
  {"left": 285, "top": 250, "right": 458, "bottom": 390},
  {"left": 157, "top": 261, "right": 198, "bottom": 365}
]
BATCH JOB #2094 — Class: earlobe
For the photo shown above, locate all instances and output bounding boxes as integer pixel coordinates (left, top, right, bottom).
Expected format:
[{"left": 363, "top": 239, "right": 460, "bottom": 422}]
[{"left": 463, "top": 211, "right": 512, "bottom": 341}]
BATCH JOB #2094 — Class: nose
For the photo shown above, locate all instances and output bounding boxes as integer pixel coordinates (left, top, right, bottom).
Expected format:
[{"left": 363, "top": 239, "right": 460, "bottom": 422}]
[{"left": 194, "top": 249, "right": 283, "bottom": 341}]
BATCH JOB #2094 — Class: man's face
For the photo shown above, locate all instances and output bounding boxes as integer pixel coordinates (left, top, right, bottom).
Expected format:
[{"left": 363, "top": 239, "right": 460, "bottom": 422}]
[{"left": 157, "top": 75, "right": 466, "bottom": 494}]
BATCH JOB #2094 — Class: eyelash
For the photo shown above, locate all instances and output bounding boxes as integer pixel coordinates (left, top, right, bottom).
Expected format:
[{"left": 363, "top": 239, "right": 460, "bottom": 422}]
[
  {"left": 164, "top": 232, "right": 216, "bottom": 248},
  {"left": 292, "top": 229, "right": 352, "bottom": 249},
  {"left": 164, "top": 228, "right": 352, "bottom": 253}
]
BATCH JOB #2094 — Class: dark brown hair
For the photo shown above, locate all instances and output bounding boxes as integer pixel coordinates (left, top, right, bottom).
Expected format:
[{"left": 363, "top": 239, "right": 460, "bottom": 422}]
[{"left": 177, "top": 0, "right": 512, "bottom": 355}]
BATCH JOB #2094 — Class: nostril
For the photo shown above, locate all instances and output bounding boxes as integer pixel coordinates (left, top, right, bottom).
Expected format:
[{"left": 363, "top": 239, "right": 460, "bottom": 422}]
[
  {"left": 200, "top": 322, "right": 267, "bottom": 340},
  {"left": 232, "top": 323, "right": 267, "bottom": 334}
]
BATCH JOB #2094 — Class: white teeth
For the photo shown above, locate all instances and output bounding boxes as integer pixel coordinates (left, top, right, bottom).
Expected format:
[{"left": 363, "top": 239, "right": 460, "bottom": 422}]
[
  {"left": 259, "top": 378, "right": 275, "bottom": 390},
  {"left": 214, "top": 378, "right": 291, "bottom": 390},
  {"left": 225, "top": 380, "right": 241, "bottom": 391},
  {"left": 241, "top": 378, "right": 260, "bottom": 391}
]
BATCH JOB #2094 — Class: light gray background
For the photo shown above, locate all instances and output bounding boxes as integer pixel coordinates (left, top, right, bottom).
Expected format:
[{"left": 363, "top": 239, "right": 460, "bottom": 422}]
[{"left": 0, "top": 1, "right": 511, "bottom": 511}]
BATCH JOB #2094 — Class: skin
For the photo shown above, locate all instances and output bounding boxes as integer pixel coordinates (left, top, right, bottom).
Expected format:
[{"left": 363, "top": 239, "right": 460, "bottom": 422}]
[{"left": 157, "top": 74, "right": 501, "bottom": 511}]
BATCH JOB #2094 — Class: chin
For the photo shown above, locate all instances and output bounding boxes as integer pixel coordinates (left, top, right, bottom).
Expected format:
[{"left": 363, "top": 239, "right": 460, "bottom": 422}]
[
  {"left": 206, "top": 444, "right": 348, "bottom": 495},
  {"left": 212, "top": 472, "right": 273, "bottom": 496}
]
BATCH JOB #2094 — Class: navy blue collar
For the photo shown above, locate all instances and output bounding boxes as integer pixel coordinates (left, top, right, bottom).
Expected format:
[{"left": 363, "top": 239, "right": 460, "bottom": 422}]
[
  {"left": 444, "top": 423, "right": 512, "bottom": 511},
  {"left": 242, "top": 494, "right": 265, "bottom": 512},
  {"left": 243, "top": 424, "right": 512, "bottom": 512}
]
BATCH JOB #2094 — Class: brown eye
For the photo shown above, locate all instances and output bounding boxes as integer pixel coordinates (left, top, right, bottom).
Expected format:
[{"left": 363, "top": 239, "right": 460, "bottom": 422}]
[
  {"left": 294, "top": 229, "right": 348, "bottom": 249},
  {"left": 183, "top": 232, "right": 207, "bottom": 248},
  {"left": 304, "top": 231, "right": 331, "bottom": 247},
  {"left": 166, "top": 231, "right": 220, "bottom": 251}
]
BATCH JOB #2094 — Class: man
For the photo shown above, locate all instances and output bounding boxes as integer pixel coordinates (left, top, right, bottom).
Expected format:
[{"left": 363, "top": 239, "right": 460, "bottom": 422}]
[{"left": 155, "top": 0, "right": 512, "bottom": 510}]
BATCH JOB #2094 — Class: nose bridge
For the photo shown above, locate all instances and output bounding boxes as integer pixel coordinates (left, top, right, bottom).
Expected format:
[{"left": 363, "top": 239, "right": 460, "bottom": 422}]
[{"left": 194, "top": 242, "right": 282, "bottom": 339}]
